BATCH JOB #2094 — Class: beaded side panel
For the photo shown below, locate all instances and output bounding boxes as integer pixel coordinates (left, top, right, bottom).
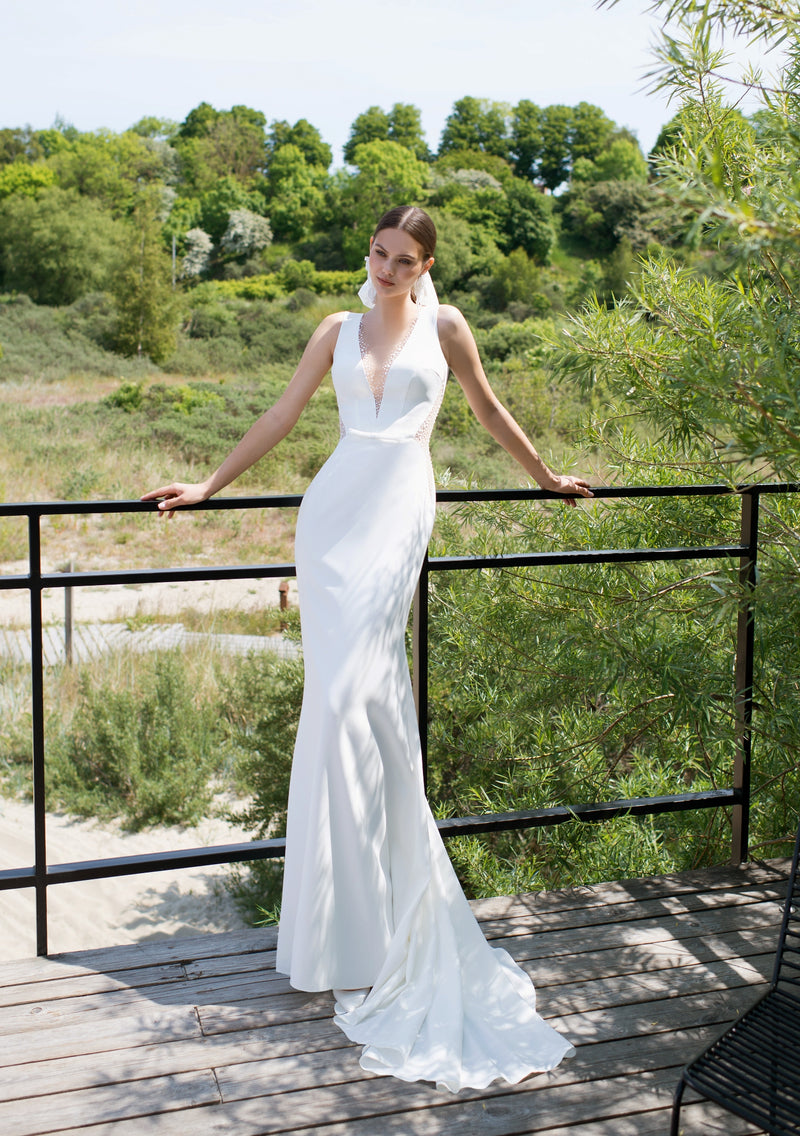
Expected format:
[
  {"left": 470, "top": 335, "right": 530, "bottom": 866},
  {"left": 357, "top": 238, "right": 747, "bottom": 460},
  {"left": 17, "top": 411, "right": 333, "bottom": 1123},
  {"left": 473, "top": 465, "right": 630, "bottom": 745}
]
[
  {"left": 358, "top": 316, "right": 418, "bottom": 418},
  {"left": 414, "top": 373, "right": 447, "bottom": 449}
]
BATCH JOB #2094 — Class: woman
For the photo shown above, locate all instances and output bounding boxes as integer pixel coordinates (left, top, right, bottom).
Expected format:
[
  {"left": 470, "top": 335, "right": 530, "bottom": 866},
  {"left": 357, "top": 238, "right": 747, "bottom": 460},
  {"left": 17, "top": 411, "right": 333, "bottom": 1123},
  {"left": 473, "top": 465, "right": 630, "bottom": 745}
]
[{"left": 143, "top": 206, "right": 590, "bottom": 1091}]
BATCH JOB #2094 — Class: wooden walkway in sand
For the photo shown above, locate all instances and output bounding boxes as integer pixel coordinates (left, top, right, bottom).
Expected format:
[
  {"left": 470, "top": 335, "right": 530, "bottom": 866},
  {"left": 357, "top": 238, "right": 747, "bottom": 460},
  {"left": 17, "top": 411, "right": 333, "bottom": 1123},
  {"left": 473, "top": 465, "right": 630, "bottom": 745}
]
[
  {"left": 0, "top": 858, "right": 790, "bottom": 1136},
  {"left": 0, "top": 622, "right": 299, "bottom": 667}
]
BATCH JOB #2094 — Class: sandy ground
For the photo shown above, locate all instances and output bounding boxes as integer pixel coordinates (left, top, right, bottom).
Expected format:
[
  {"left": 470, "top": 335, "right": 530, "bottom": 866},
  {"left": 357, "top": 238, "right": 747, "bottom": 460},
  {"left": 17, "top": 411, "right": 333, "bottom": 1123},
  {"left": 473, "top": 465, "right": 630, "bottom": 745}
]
[
  {"left": 0, "top": 797, "right": 258, "bottom": 962},
  {"left": 0, "top": 564, "right": 292, "bottom": 962},
  {"left": 0, "top": 569, "right": 298, "bottom": 629}
]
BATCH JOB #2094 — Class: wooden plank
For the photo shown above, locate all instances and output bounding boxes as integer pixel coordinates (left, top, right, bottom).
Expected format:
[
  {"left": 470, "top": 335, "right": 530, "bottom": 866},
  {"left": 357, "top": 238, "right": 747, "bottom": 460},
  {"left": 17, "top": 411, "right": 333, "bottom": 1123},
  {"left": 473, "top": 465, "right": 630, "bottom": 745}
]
[
  {"left": 41, "top": 1066, "right": 682, "bottom": 1136},
  {"left": 308, "top": 1097, "right": 760, "bottom": 1136},
  {"left": 0, "top": 963, "right": 186, "bottom": 1009},
  {"left": 506, "top": 925, "right": 777, "bottom": 985},
  {"left": 549, "top": 983, "right": 761, "bottom": 1047},
  {"left": 0, "top": 1005, "right": 202, "bottom": 1066},
  {"left": 471, "top": 858, "right": 790, "bottom": 921},
  {"left": 30, "top": 927, "right": 276, "bottom": 976},
  {"left": 183, "top": 949, "right": 275, "bottom": 981},
  {"left": 497, "top": 898, "right": 783, "bottom": 963},
  {"left": 536, "top": 952, "right": 772, "bottom": 1016},
  {"left": 0, "top": 1070, "right": 219, "bottom": 1136},
  {"left": 0, "top": 1018, "right": 353, "bottom": 1103},
  {"left": 536, "top": 1105, "right": 761, "bottom": 1136},
  {"left": 479, "top": 884, "right": 787, "bottom": 941},
  {"left": 0, "top": 970, "right": 292, "bottom": 1036}
]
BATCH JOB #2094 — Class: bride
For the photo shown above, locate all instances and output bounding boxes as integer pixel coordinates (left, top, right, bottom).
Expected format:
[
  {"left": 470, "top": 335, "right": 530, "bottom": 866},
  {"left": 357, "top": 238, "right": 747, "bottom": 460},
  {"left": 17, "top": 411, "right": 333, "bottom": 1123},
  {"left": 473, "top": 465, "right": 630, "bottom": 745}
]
[{"left": 143, "top": 205, "right": 590, "bottom": 1091}]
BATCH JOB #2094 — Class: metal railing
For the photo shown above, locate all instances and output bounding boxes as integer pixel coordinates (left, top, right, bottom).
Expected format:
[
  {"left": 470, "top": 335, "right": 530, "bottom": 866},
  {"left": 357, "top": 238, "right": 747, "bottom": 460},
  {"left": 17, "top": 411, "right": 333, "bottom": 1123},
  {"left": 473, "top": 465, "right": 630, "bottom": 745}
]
[{"left": 1, "top": 482, "right": 797, "bottom": 956}]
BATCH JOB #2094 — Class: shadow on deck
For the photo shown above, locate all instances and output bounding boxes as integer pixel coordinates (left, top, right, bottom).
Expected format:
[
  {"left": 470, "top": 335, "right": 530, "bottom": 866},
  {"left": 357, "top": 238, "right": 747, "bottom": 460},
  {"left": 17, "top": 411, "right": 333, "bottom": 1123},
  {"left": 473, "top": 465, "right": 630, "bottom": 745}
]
[{"left": 0, "top": 859, "right": 790, "bottom": 1136}]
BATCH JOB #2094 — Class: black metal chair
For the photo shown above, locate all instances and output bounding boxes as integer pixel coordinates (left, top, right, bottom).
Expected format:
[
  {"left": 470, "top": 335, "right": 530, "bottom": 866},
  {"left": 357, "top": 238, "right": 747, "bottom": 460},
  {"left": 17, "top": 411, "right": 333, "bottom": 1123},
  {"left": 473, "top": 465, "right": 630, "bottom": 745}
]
[{"left": 670, "top": 819, "right": 800, "bottom": 1136}]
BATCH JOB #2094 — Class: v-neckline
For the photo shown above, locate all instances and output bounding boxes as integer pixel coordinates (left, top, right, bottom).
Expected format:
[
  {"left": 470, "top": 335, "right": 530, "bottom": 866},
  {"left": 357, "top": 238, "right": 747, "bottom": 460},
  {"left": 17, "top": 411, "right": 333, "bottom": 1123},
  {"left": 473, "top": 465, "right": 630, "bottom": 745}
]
[{"left": 357, "top": 312, "right": 420, "bottom": 418}]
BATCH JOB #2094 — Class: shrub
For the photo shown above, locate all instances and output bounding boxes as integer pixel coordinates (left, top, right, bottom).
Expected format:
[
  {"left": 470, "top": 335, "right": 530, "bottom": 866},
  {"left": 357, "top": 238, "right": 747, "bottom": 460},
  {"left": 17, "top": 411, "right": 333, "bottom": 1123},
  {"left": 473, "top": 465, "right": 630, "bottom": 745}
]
[
  {"left": 221, "top": 653, "right": 305, "bottom": 921},
  {"left": 48, "top": 651, "right": 223, "bottom": 829}
]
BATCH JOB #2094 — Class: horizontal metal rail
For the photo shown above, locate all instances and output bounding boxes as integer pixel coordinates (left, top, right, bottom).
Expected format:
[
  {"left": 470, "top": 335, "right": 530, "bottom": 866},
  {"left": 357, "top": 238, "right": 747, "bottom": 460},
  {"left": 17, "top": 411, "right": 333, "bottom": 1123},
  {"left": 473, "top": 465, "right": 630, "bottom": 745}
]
[
  {"left": 0, "top": 481, "right": 797, "bottom": 955},
  {"left": 0, "top": 788, "right": 735, "bottom": 892}
]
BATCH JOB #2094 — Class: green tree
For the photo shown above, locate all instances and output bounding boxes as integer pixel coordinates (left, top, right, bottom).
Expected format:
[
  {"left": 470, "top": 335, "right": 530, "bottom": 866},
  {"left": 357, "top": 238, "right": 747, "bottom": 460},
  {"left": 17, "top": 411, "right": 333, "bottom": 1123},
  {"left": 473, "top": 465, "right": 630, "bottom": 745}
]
[
  {"left": 112, "top": 189, "right": 180, "bottom": 363},
  {"left": 433, "top": 149, "right": 514, "bottom": 183},
  {"left": 175, "top": 103, "right": 267, "bottom": 191},
  {"left": 266, "top": 118, "right": 332, "bottom": 169},
  {"left": 551, "top": 0, "right": 800, "bottom": 857},
  {"left": 491, "top": 247, "right": 544, "bottom": 307},
  {"left": 569, "top": 101, "right": 615, "bottom": 162},
  {"left": 572, "top": 138, "right": 649, "bottom": 184},
  {"left": 340, "top": 140, "right": 428, "bottom": 265},
  {"left": 47, "top": 129, "right": 177, "bottom": 214},
  {"left": 0, "top": 128, "right": 29, "bottom": 164},
  {"left": 0, "top": 124, "right": 72, "bottom": 164},
  {"left": 197, "top": 174, "right": 266, "bottom": 244},
  {"left": 427, "top": 168, "right": 507, "bottom": 245},
  {"left": 0, "top": 186, "right": 123, "bottom": 304},
  {"left": 129, "top": 116, "right": 179, "bottom": 141},
  {"left": 537, "top": 104, "right": 573, "bottom": 190},
  {"left": 343, "top": 106, "right": 390, "bottom": 164},
  {"left": 344, "top": 103, "right": 429, "bottom": 164},
  {"left": 510, "top": 100, "right": 543, "bottom": 181},
  {"left": 265, "top": 144, "right": 326, "bottom": 242},
  {"left": 388, "top": 103, "right": 430, "bottom": 161},
  {"left": 0, "top": 163, "right": 56, "bottom": 199},
  {"left": 34, "top": 124, "right": 76, "bottom": 158},
  {"left": 438, "top": 97, "right": 512, "bottom": 160},
  {"left": 559, "top": 179, "right": 666, "bottom": 253},
  {"left": 501, "top": 180, "right": 555, "bottom": 262},
  {"left": 421, "top": 209, "right": 479, "bottom": 293}
]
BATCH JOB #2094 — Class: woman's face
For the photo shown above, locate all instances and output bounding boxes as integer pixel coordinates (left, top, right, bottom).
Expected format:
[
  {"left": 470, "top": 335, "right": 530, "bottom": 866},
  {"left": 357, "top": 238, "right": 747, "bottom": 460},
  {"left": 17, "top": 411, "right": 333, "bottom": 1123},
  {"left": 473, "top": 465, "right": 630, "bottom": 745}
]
[{"left": 368, "top": 228, "right": 434, "bottom": 300}]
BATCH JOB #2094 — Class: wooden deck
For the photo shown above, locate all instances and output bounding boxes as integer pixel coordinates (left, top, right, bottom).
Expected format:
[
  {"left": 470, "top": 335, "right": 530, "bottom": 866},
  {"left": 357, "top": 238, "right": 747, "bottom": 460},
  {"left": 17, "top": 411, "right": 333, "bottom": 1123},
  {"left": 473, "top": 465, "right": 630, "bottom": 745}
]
[{"left": 0, "top": 858, "right": 790, "bottom": 1136}]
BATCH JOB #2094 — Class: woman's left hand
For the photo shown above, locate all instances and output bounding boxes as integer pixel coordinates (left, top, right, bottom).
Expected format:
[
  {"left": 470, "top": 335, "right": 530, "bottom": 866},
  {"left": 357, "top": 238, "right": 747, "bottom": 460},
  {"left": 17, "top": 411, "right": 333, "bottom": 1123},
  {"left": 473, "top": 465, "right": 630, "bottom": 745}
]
[{"left": 543, "top": 474, "right": 594, "bottom": 507}]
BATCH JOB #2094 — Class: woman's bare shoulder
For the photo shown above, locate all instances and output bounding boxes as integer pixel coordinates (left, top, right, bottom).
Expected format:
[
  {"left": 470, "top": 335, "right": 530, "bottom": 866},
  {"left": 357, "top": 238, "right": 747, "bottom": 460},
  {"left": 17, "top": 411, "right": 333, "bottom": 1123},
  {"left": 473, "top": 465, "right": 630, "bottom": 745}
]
[
  {"left": 319, "top": 310, "right": 351, "bottom": 331},
  {"left": 309, "top": 309, "right": 350, "bottom": 346},
  {"left": 436, "top": 304, "right": 473, "bottom": 344}
]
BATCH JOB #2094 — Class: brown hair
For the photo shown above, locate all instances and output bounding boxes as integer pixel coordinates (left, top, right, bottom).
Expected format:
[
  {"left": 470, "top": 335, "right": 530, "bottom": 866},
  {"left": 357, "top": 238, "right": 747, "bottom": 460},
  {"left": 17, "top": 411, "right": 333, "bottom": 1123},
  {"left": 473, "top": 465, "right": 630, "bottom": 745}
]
[{"left": 371, "top": 206, "right": 436, "bottom": 262}]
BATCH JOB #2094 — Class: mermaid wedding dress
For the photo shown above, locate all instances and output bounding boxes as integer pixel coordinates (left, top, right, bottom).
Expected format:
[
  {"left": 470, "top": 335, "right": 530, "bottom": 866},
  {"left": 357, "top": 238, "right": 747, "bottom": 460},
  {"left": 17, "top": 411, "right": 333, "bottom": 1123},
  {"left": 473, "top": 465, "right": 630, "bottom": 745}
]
[{"left": 275, "top": 304, "right": 574, "bottom": 1091}]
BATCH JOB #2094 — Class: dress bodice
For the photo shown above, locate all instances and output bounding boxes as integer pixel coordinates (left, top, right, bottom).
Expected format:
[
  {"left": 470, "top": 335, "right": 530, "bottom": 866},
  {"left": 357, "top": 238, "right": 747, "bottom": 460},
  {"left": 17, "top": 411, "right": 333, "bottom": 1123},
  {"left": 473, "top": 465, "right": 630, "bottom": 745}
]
[{"left": 332, "top": 308, "right": 448, "bottom": 446}]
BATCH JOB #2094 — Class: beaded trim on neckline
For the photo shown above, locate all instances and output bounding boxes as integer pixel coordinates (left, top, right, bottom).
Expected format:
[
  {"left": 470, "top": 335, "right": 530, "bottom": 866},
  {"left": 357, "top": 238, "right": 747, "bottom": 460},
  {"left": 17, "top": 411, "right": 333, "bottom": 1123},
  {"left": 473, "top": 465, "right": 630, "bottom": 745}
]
[{"left": 357, "top": 313, "right": 420, "bottom": 418}]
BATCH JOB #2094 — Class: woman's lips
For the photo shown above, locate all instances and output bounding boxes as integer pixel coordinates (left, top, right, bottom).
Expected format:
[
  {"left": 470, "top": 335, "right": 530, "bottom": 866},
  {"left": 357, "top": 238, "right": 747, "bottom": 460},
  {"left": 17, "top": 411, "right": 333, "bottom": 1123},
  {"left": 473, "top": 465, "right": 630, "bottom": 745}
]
[{"left": 377, "top": 277, "right": 394, "bottom": 286}]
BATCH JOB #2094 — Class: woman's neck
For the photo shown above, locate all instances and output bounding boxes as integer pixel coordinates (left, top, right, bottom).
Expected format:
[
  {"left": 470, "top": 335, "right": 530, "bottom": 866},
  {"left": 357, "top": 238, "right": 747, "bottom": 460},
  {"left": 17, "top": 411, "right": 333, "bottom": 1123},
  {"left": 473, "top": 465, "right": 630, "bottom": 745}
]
[{"left": 369, "top": 295, "right": 417, "bottom": 329}]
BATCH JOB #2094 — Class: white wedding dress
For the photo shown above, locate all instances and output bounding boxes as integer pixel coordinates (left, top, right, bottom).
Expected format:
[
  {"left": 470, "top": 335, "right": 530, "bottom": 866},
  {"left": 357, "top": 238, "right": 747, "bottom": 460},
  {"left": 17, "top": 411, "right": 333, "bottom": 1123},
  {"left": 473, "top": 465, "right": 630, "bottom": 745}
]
[{"left": 275, "top": 305, "right": 574, "bottom": 1091}]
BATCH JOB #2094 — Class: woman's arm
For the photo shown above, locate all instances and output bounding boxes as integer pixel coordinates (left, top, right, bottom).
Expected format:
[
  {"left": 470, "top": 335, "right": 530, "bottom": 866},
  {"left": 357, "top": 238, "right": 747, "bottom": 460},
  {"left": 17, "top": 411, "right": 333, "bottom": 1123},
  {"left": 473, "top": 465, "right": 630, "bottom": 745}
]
[
  {"left": 141, "top": 312, "right": 345, "bottom": 514},
  {"left": 437, "top": 305, "right": 592, "bottom": 504}
]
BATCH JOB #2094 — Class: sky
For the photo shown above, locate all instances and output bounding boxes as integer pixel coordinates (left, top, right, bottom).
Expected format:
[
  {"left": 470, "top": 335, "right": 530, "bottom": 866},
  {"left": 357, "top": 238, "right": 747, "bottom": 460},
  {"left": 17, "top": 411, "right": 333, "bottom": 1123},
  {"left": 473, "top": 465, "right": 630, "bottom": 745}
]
[{"left": 0, "top": 0, "right": 773, "bottom": 164}]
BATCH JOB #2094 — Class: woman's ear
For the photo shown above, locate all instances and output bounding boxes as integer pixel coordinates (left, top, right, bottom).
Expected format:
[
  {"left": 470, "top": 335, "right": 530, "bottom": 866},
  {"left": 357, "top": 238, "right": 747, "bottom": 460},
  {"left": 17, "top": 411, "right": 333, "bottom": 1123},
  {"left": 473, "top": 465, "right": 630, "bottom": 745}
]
[{"left": 424, "top": 256, "right": 435, "bottom": 273}]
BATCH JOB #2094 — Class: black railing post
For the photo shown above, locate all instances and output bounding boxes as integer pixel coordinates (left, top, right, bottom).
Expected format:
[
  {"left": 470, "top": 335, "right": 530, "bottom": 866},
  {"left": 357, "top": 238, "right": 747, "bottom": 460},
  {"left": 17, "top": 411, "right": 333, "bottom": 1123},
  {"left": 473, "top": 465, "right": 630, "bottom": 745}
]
[
  {"left": 732, "top": 489, "right": 759, "bottom": 866},
  {"left": 29, "top": 511, "right": 49, "bottom": 956},
  {"left": 412, "top": 553, "right": 430, "bottom": 789}
]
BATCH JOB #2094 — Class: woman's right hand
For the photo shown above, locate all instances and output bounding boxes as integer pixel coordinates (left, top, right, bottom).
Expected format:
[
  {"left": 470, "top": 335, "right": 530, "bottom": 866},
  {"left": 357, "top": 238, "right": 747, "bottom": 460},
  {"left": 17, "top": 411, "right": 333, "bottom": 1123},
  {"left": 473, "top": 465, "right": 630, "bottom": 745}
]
[{"left": 140, "top": 481, "right": 211, "bottom": 518}]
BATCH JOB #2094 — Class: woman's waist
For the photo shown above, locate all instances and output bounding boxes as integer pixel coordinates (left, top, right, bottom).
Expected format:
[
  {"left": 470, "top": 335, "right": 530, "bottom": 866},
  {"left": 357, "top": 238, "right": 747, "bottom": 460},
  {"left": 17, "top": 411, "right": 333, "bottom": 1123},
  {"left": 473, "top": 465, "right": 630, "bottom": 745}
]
[{"left": 339, "top": 425, "right": 427, "bottom": 445}]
